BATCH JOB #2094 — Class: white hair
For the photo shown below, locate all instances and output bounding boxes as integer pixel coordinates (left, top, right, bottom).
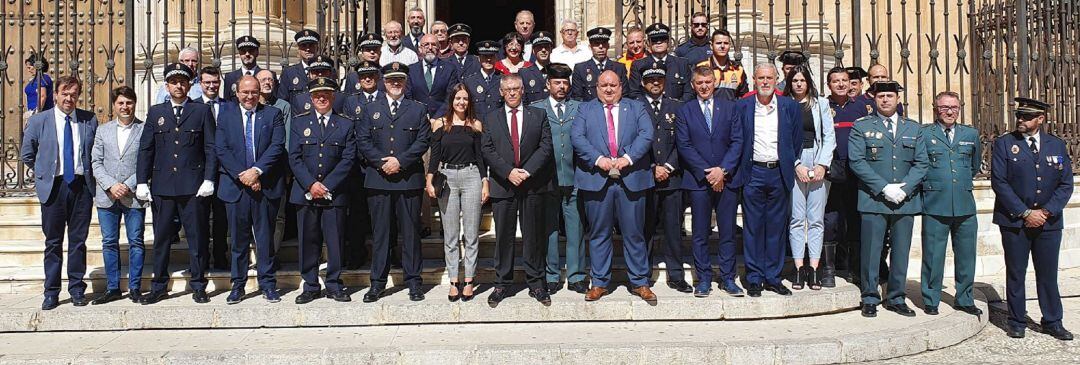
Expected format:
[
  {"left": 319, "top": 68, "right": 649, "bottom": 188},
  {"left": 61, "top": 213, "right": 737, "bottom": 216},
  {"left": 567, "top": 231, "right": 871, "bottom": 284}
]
[
  {"left": 754, "top": 62, "right": 778, "bottom": 77},
  {"left": 561, "top": 19, "right": 578, "bottom": 29},
  {"left": 178, "top": 47, "right": 200, "bottom": 58},
  {"left": 384, "top": 20, "right": 402, "bottom": 31}
]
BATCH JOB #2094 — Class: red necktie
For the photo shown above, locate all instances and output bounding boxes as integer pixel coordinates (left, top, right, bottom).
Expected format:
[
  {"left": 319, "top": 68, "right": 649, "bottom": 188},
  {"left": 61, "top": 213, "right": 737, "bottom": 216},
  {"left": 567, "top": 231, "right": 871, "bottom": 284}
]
[
  {"left": 510, "top": 108, "right": 520, "bottom": 166},
  {"left": 605, "top": 104, "right": 617, "bottom": 157}
]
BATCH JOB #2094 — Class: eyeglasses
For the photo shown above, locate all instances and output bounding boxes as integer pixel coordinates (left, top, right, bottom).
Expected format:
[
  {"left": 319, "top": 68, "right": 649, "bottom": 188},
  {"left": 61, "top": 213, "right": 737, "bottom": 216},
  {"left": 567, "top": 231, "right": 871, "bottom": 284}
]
[
  {"left": 692, "top": 22, "right": 709, "bottom": 28},
  {"left": 934, "top": 105, "right": 960, "bottom": 111},
  {"left": 1015, "top": 112, "right": 1040, "bottom": 121}
]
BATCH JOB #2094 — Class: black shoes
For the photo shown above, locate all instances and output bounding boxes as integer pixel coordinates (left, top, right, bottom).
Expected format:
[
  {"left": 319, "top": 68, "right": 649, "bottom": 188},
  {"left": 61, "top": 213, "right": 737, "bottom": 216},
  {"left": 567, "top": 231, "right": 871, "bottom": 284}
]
[
  {"left": 666, "top": 280, "right": 693, "bottom": 293},
  {"left": 861, "top": 303, "right": 878, "bottom": 317},
  {"left": 954, "top": 305, "right": 982, "bottom": 316},
  {"left": 128, "top": 290, "right": 143, "bottom": 303},
  {"left": 1044, "top": 325, "right": 1074, "bottom": 341},
  {"left": 408, "top": 289, "right": 425, "bottom": 302},
  {"left": 1006, "top": 325, "right": 1026, "bottom": 338},
  {"left": 41, "top": 296, "right": 59, "bottom": 310},
  {"left": 226, "top": 288, "right": 245, "bottom": 305},
  {"left": 883, "top": 303, "right": 916, "bottom": 317},
  {"left": 487, "top": 287, "right": 509, "bottom": 305},
  {"left": 70, "top": 294, "right": 90, "bottom": 307},
  {"left": 747, "top": 283, "right": 763, "bottom": 297},
  {"left": 140, "top": 290, "right": 167, "bottom": 305},
  {"left": 262, "top": 288, "right": 281, "bottom": 303},
  {"left": 546, "top": 282, "right": 562, "bottom": 295},
  {"left": 528, "top": 287, "right": 552, "bottom": 305},
  {"left": 792, "top": 266, "right": 807, "bottom": 290},
  {"left": 192, "top": 290, "right": 210, "bottom": 304},
  {"left": 295, "top": 290, "right": 323, "bottom": 304},
  {"left": 327, "top": 291, "right": 352, "bottom": 302},
  {"left": 567, "top": 281, "right": 589, "bottom": 294},
  {"left": 92, "top": 290, "right": 123, "bottom": 305},
  {"left": 449, "top": 283, "right": 462, "bottom": 302},
  {"left": 764, "top": 283, "right": 792, "bottom": 296},
  {"left": 923, "top": 305, "right": 939, "bottom": 315},
  {"left": 461, "top": 283, "right": 475, "bottom": 302},
  {"left": 363, "top": 288, "right": 384, "bottom": 303}
]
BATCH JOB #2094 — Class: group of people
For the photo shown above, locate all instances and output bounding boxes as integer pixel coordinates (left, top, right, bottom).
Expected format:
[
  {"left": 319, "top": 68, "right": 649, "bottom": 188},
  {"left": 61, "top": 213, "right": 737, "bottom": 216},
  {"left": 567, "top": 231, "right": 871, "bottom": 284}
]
[{"left": 19, "top": 8, "right": 1073, "bottom": 341}]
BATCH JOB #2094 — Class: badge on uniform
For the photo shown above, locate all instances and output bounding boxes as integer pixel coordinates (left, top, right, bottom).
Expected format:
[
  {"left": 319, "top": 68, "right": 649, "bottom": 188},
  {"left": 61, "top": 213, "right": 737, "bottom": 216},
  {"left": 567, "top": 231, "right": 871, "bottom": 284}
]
[
  {"left": 293, "top": 77, "right": 299, "bottom": 85},
  {"left": 931, "top": 139, "right": 937, "bottom": 144},
  {"left": 477, "top": 85, "right": 484, "bottom": 94},
  {"left": 875, "top": 132, "right": 883, "bottom": 139},
  {"left": 866, "top": 105, "right": 873, "bottom": 113},
  {"left": 303, "top": 127, "right": 311, "bottom": 137},
  {"left": 830, "top": 109, "right": 836, "bottom": 117},
  {"left": 529, "top": 79, "right": 536, "bottom": 87},
  {"left": 586, "top": 73, "right": 593, "bottom": 82},
  {"left": 157, "top": 117, "right": 165, "bottom": 126},
  {"left": 232, "top": 83, "right": 237, "bottom": 93},
  {"left": 870, "top": 147, "right": 878, "bottom": 154},
  {"left": 355, "top": 106, "right": 362, "bottom": 115},
  {"left": 304, "top": 103, "right": 311, "bottom": 110},
  {"left": 355, "top": 82, "right": 362, "bottom": 91},
  {"left": 1011, "top": 145, "right": 1020, "bottom": 154},
  {"left": 373, "top": 112, "right": 381, "bottom": 120}
]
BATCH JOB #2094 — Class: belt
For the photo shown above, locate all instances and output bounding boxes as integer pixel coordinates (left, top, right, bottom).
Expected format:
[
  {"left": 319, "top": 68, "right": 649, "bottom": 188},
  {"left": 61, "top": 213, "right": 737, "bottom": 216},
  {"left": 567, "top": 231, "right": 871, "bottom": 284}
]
[
  {"left": 440, "top": 162, "right": 475, "bottom": 170},
  {"left": 753, "top": 161, "right": 780, "bottom": 169}
]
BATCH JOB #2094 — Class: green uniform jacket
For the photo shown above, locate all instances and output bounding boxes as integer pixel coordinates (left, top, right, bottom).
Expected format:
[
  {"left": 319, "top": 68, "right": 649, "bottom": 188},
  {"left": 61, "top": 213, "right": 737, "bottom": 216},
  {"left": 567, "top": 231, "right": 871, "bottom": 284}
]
[
  {"left": 848, "top": 113, "right": 929, "bottom": 215},
  {"left": 920, "top": 122, "right": 981, "bottom": 217}
]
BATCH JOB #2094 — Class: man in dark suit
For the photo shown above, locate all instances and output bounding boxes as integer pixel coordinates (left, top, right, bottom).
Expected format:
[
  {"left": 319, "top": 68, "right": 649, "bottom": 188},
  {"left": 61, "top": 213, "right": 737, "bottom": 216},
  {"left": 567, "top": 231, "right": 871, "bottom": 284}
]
[
  {"left": 991, "top": 97, "right": 1074, "bottom": 340},
  {"left": 402, "top": 7, "right": 426, "bottom": 52},
  {"left": 571, "top": 70, "right": 656, "bottom": 303},
  {"left": 406, "top": 34, "right": 460, "bottom": 117},
  {"left": 637, "top": 63, "right": 691, "bottom": 293},
  {"left": 20, "top": 75, "right": 98, "bottom": 310},
  {"left": 481, "top": 73, "right": 555, "bottom": 305},
  {"left": 277, "top": 29, "right": 321, "bottom": 102},
  {"left": 628, "top": 23, "right": 693, "bottom": 101},
  {"left": 461, "top": 41, "right": 504, "bottom": 118},
  {"left": 194, "top": 66, "right": 230, "bottom": 271},
  {"left": 135, "top": 63, "right": 218, "bottom": 305},
  {"left": 357, "top": 62, "right": 431, "bottom": 303},
  {"left": 215, "top": 76, "right": 287, "bottom": 304},
  {"left": 675, "top": 65, "right": 744, "bottom": 297},
  {"left": 287, "top": 77, "right": 357, "bottom": 304},
  {"left": 446, "top": 23, "right": 480, "bottom": 79},
  {"left": 222, "top": 36, "right": 262, "bottom": 100},
  {"left": 570, "top": 27, "right": 629, "bottom": 101},
  {"left": 731, "top": 63, "right": 803, "bottom": 298}
]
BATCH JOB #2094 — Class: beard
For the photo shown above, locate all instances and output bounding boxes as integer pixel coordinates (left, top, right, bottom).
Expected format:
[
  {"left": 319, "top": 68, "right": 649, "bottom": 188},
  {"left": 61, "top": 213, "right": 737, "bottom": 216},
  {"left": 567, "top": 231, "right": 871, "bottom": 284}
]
[
  {"left": 423, "top": 53, "right": 437, "bottom": 63},
  {"left": 410, "top": 26, "right": 423, "bottom": 35},
  {"left": 387, "top": 38, "right": 401, "bottom": 47}
]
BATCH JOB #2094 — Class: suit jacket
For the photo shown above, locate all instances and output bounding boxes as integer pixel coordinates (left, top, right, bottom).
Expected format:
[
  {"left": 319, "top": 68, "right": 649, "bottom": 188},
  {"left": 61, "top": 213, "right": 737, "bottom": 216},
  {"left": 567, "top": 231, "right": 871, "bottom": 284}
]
[
  {"left": 137, "top": 100, "right": 218, "bottom": 197},
  {"left": 481, "top": 105, "right": 555, "bottom": 198},
  {"left": 638, "top": 95, "right": 683, "bottom": 191},
  {"left": 287, "top": 112, "right": 356, "bottom": 206},
  {"left": 356, "top": 97, "right": 431, "bottom": 190},
  {"left": 91, "top": 119, "right": 146, "bottom": 208},
  {"left": 991, "top": 131, "right": 1073, "bottom": 229},
  {"left": 921, "top": 122, "right": 980, "bottom": 217},
  {"left": 21, "top": 108, "right": 99, "bottom": 204},
  {"left": 847, "top": 113, "right": 929, "bottom": 215},
  {"left": 223, "top": 65, "right": 262, "bottom": 100},
  {"left": 674, "top": 95, "right": 743, "bottom": 190},
  {"left": 530, "top": 98, "right": 581, "bottom": 187},
  {"left": 570, "top": 59, "right": 629, "bottom": 101},
  {"left": 731, "top": 95, "right": 803, "bottom": 192},
  {"left": 402, "top": 32, "right": 424, "bottom": 53},
  {"left": 406, "top": 58, "right": 461, "bottom": 117},
  {"left": 628, "top": 55, "right": 694, "bottom": 102},
  {"left": 571, "top": 99, "right": 655, "bottom": 193},
  {"left": 215, "top": 102, "right": 287, "bottom": 202}
]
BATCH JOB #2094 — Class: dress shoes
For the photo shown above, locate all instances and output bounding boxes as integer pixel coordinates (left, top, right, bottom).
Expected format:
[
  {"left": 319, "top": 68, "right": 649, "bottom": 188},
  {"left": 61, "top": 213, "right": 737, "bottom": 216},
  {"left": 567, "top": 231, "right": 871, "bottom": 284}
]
[
  {"left": 1044, "top": 325, "right": 1074, "bottom": 341},
  {"left": 408, "top": 289, "right": 425, "bottom": 302},
  {"left": 764, "top": 283, "right": 792, "bottom": 296},
  {"left": 954, "top": 305, "right": 982, "bottom": 316},
  {"left": 1006, "top": 325, "right": 1025, "bottom": 338},
  {"left": 363, "top": 288, "right": 384, "bottom": 303},
  {"left": 140, "top": 290, "right": 167, "bottom": 305},
  {"left": 747, "top": 283, "right": 763, "bottom": 297},
  {"left": 192, "top": 290, "right": 210, "bottom": 304},
  {"left": 528, "top": 288, "right": 551, "bottom": 305},
  {"left": 567, "top": 281, "right": 589, "bottom": 294},
  {"left": 883, "top": 303, "right": 916, "bottom": 317},
  {"left": 226, "top": 288, "right": 246, "bottom": 305},
  {"left": 70, "top": 294, "right": 90, "bottom": 307},
  {"left": 262, "top": 288, "right": 281, "bottom": 303},
  {"left": 128, "top": 290, "right": 143, "bottom": 303},
  {"left": 630, "top": 285, "right": 657, "bottom": 303},
  {"left": 327, "top": 290, "right": 352, "bottom": 302},
  {"left": 584, "top": 286, "right": 608, "bottom": 301},
  {"left": 92, "top": 290, "right": 123, "bottom": 305},
  {"left": 721, "top": 280, "right": 745, "bottom": 297},
  {"left": 667, "top": 280, "right": 693, "bottom": 293},
  {"left": 295, "top": 290, "right": 323, "bottom": 304},
  {"left": 693, "top": 281, "right": 711, "bottom": 298},
  {"left": 41, "top": 296, "right": 60, "bottom": 311},
  {"left": 860, "top": 303, "right": 878, "bottom": 317},
  {"left": 923, "top": 305, "right": 939, "bottom": 315},
  {"left": 546, "top": 282, "right": 562, "bottom": 294},
  {"left": 487, "top": 287, "right": 509, "bottom": 305}
]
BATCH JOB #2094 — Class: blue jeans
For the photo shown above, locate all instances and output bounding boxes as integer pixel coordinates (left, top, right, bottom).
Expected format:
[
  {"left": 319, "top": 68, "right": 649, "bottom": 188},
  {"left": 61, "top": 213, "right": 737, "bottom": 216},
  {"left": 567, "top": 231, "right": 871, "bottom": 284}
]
[{"left": 97, "top": 204, "right": 146, "bottom": 291}]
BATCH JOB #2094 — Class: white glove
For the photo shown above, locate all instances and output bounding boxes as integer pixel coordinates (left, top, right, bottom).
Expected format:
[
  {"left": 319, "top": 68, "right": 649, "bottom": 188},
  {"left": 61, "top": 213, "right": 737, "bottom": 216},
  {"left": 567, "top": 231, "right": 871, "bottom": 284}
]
[
  {"left": 882, "top": 183, "right": 907, "bottom": 204},
  {"left": 135, "top": 184, "right": 152, "bottom": 202},
  {"left": 196, "top": 180, "right": 215, "bottom": 198}
]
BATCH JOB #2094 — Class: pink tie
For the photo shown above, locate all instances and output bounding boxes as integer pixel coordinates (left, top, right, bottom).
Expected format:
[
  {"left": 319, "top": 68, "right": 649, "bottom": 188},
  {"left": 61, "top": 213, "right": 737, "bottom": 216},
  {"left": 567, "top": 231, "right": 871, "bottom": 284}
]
[{"left": 605, "top": 104, "right": 617, "bottom": 157}]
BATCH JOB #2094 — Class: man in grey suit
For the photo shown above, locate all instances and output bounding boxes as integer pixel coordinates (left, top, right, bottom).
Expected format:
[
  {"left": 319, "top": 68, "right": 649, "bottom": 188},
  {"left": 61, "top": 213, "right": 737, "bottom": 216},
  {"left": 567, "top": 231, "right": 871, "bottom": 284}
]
[
  {"left": 20, "top": 75, "right": 98, "bottom": 310},
  {"left": 90, "top": 86, "right": 148, "bottom": 305}
]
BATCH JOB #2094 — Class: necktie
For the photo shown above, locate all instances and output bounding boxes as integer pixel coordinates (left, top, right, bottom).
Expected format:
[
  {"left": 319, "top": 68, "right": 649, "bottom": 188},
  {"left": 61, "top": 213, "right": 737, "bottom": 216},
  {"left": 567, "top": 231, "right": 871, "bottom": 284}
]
[
  {"left": 597, "top": 61, "right": 605, "bottom": 70},
  {"left": 459, "top": 56, "right": 466, "bottom": 67},
  {"left": 425, "top": 63, "right": 434, "bottom": 90},
  {"left": 367, "top": 94, "right": 375, "bottom": 103},
  {"left": 944, "top": 127, "right": 953, "bottom": 144},
  {"left": 1029, "top": 136, "right": 1038, "bottom": 155},
  {"left": 174, "top": 105, "right": 183, "bottom": 119},
  {"left": 510, "top": 108, "right": 520, "bottom": 166},
  {"left": 605, "top": 104, "right": 617, "bottom": 157},
  {"left": 244, "top": 110, "right": 256, "bottom": 167},
  {"left": 651, "top": 99, "right": 661, "bottom": 115},
  {"left": 390, "top": 100, "right": 399, "bottom": 116},
  {"left": 703, "top": 100, "right": 713, "bottom": 132},
  {"left": 884, "top": 117, "right": 894, "bottom": 138},
  {"left": 556, "top": 102, "right": 565, "bottom": 120},
  {"left": 62, "top": 115, "right": 75, "bottom": 184}
]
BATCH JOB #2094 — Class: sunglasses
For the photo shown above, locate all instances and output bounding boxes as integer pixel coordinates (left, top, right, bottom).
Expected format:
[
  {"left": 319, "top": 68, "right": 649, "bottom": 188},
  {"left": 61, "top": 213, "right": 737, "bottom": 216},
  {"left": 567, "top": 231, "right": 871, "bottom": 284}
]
[
  {"left": 1015, "top": 112, "right": 1040, "bottom": 121},
  {"left": 692, "top": 22, "right": 709, "bottom": 28}
]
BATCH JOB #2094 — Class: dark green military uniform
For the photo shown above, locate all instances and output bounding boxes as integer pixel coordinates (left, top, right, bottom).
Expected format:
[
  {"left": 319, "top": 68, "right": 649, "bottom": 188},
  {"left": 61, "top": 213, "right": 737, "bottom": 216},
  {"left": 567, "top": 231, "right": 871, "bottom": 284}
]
[{"left": 919, "top": 122, "right": 981, "bottom": 310}]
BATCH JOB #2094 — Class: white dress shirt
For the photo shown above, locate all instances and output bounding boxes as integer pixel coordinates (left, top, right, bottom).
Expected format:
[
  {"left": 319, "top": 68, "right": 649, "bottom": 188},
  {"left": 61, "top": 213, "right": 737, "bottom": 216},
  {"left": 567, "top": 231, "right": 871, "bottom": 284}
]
[
  {"left": 421, "top": 60, "right": 438, "bottom": 82},
  {"left": 504, "top": 105, "right": 524, "bottom": 142},
  {"left": 878, "top": 112, "right": 899, "bottom": 137},
  {"left": 202, "top": 96, "right": 223, "bottom": 119},
  {"left": 380, "top": 44, "right": 419, "bottom": 66},
  {"left": 53, "top": 108, "right": 83, "bottom": 175},
  {"left": 551, "top": 43, "right": 592, "bottom": 70},
  {"left": 240, "top": 65, "right": 257, "bottom": 76},
  {"left": 1027, "top": 131, "right": 1042, "bottom": 152},
  {"left": 752, "top": 96, "right": 780, "bottom": 162},
  {"left": 116, "top": 120, "right": 135, "bottom": 155}
]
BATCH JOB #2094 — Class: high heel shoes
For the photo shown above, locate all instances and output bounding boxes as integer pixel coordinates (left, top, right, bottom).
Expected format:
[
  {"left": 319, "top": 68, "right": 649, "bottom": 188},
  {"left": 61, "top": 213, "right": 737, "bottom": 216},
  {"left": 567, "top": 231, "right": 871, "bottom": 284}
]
[
  {"left": 448, "top": 282, "right": 461, "bottom": 302},
  {"left": 460, "top": 282, "right": 475, "bottom": 302}
]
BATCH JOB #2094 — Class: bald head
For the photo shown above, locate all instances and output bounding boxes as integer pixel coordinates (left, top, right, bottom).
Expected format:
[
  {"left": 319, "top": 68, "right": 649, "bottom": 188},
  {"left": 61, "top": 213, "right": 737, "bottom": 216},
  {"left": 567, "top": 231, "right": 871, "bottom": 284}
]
[
  {"left": 867, "top": 64, "right": 890, "bottom": 85},
  {"left": 237, "top": 75, "right": 261, "bottom": 109},
  {"left": 596, "top": 70, "right": 623, "bottom": 104},
  {"left": 419, "top": 34, "right": 439, "bottom": 61}
]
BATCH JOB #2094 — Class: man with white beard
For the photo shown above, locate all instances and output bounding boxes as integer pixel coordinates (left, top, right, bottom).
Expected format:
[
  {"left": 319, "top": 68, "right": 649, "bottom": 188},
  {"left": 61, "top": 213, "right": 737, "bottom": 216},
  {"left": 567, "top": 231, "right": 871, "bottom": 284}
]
[{"left": 380, "top": 20, "right": 419, "bottom": 66}]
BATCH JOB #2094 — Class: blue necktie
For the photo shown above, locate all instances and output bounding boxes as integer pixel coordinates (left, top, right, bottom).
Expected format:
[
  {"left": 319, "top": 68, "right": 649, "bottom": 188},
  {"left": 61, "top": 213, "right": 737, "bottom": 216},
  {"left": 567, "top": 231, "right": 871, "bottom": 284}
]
[
  {"left": 703, "top": 100, "right": 713, "bottom": 132},
  {"left": 62, "top": 115, "right": 75, "bottom": 184},
  {"left": 244, "top": 110, "right": 255, "bottom": 167}
]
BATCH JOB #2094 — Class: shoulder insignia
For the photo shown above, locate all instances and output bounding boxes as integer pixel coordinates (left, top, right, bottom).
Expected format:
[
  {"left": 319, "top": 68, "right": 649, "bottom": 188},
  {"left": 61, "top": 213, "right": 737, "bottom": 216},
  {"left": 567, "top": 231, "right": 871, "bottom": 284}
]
[
  {"left": 373, "top": 112, "right": 381, "bottom": 120},
  {"left": 232, "top": 83, "right": 237, "bottom": 93},
  {"left": 355, "top": 82, "right": 362, "bottom": 91},
  {"left": 830, "top": 108, "right": 836, "bottom": 117},
  {"left": 875, "top": 132, "right": 883, "bottom": 139},
  {"left": 294, "top": 111, "right": 312, "bottom": 118},
  {"left": 1010, "top": 145, "right": 1020, "bottom": 154},
  {"left": 931, "top": 139, "right": 937, "bottom": 144},
  {"left": 866, "top": 104, "right": 873, "bottom": 114}
]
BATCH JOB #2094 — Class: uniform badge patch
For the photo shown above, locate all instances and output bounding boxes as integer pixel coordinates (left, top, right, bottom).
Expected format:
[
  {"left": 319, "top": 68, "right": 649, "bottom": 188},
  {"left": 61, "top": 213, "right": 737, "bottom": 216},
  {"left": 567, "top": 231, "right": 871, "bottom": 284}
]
[
  {"left": 1011, "top": 145, "right": 1020, "bottom": 154},
  {"left": 876, "top": 132, "right": 883, "bottom": 139},
  {"left": 157, "top": 117, "right": 165, "bottom": 126},
  {"left": 870, "top": 147, "right": 878, "bottom": 154},
  {"left": 866, "top": 105, "right": 873, "bottom": 113},
  {"left": 293, "top": 77, "right": 299, "bottom": 85},
  {"left": 586, "top": 73, "right": 593, "bottom": 82},
  {"left": 355, "top": 106, "right": 362, "bottom": 115},
  {"left": 232, "top": 83, "right": 237, "bottom": 92},
  {"left": 304, "top": 103, "right": 311, "bottom": 110},
  {"left": 477, "top": 85, "right": 484, "bottom": 94},
  {"left": 303, "top": 128, "right": 311, "bottom": 137},
  {"left": 830, "top": 109, "right": 836, "bottom": 117},
  {"left": 931, "top": 139, "right": 937, "bottom": 144},
  {"left": 529, "top": 79, "right": 536, "bottom": 87},
  {"left": 355, "top": 83, "right": 362, "bottom": 91},
  {"left": 373, "top": 112, "right": 381, "bottom": 120}
]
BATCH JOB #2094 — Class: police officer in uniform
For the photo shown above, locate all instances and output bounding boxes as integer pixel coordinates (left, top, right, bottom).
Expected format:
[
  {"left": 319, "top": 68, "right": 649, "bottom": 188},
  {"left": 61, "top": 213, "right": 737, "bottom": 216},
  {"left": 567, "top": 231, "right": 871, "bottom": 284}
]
[
  {"left": 135, "top": 63, "right": 218, "bottom": 305},
  {"left": 570, "top": 27, "right": 628, "bottom": 101},
  {"left": 991, "top": 97, "right": 1074, "bottom": 340},
  {"left": 847, "top": 81, "right": 927, "bottom": 318},
  {"left": 344, "top": 33, "right": 384, "bottom": 95},
  {"left": 277, "top": 29, "right": 321, "bottom": 102},
  {"left": 845, "top": 66, "right": 868, "bottom": 98},
  {"left": 918, "top": 91, "right": 983, "bottom": 316},
  {"left": 288, "top": 77, "right": 357, "bottom": 304},
  {"left": 629, "top": 23, "right": 693, "bottom": 101},
  {"left": 223, "top": 36, "right": 263, "bottom": 101},
  {"left": 637, "top": 62, "right": 691, "bottom": 292},
  {"left": 519, "top": 31, "right": 554, "bottom": 104},
  {"left": 357, "top": 62, "right": 431, "bottom": 303},
  {"left": 338, "top": 61, "right": 383, "bottom": 269},
  {"left": 288, "top": 55, "right": 346, "bottom": 116},
  {"left": 446, "top": 23, "right": 480, "bottom": 78},
  {"left": 461, "top": 41, "right": 504, "bottom": 118}
]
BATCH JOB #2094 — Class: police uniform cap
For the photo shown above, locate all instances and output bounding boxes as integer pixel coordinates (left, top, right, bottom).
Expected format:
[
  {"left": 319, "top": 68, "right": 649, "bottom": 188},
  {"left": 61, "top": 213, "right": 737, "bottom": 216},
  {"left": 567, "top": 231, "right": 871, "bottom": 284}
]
[
  {"left": 381, "top": 62, "right": 409, "bottom": 79},
  {"left": 449, "top": 23, "right": 472, "bottom": 38},
  {"left": 355, "top": 61, "right": 381, "bottom": 76},
  {"left": 867, "top": 80, "right": 903, "bottom": 94},
  {"left": 358, "top": 33, "right": 383, "bottom": 49},
  {"left": 307, "top": 55, "right": 335, "bottom": 71},
  {"left": 845, "top": 66, "right": 868, "bottom": 79},
  {"left": 295, "top": 29, "right": 321, "bottom": 45},
  {"left": 1014, "top": 97, "right": 1051, "bottom": 115},
  {"left": 532, "top": 31, "right": 555, "bottom": 47},
  {"left": 779, "top": 50, "right": 808, "bottom": 66},
  {"left": 307, "top": 77, "right": 339, "bottom": 93},
  {"left": 642, "top": 62, "right": 667, "bottom": 79},
  {"left": 476, "top": 40, "right": 500, "bottom": 55},
  {"left": 645, "top": 23, "right": 671, "bottom": 42},
  {"left": 586, "top": 27, "right": 612, "bottom": 43},
  {"left": 163, "top": 63, "right": 194, "bottom": 82},
  {"left": 546, "top": 63, "right": 573, "bottom": 80},
  {"left": 236, "top": 35, "right": 260, "bottom": 50}
]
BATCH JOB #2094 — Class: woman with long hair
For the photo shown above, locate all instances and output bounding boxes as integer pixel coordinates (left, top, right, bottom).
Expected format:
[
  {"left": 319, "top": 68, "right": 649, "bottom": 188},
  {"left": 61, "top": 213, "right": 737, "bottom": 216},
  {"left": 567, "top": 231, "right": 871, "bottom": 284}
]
[
  {"left": 783, "top": 65, "right": 836, "bottom": 290},
  {"left": 495, "top": 32, "right": 533, "bottom": 74},
  {"left": 426, "top": 83, "right": 489, "bottom": 301}
]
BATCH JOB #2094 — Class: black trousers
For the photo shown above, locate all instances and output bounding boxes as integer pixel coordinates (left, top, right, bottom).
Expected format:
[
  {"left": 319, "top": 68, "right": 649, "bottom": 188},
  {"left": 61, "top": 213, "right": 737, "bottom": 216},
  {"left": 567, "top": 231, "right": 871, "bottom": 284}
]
[
  {"left": 210, "top": 196, "right": 229, "bottom": 268},
  {"left": 490, "top": 192, "right": 549, "bottom": 290},
  {"left": 645, "top": 188, "right": 685, "bottom": 281},
  {"left": 344, "top": 186, "right": 371, "bottom": 268},
  {"left": 367, "top": 189, "right": 423, "bottom": 290},
  {"left": 225, "top": 191, "right": 280, "bottom": 290},
  {"left": 297, "top": 204, "right": 345, "bottom": 292},
  {"left": 40, "top": 176, "right": 92, "bottom": 297},
  {"left": 150, "top": 195, "right": 210, "bottom": 291}
]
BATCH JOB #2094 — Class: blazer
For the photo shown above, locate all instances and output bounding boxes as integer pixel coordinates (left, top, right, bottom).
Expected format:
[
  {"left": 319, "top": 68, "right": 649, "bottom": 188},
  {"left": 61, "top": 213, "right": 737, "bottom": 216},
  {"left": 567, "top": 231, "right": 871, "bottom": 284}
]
[
  {"left": 356, "top": 97, "right": 431, "bottom": 190},
  {"left": 991, "top": 131, "right": 1074, "bottom": 230},
  {"left": 730, "top": 95, "right": 804, "bottom": 192},
  {"left": 480, "top": 105, "right": 555, "bottom": 198},
  {"left": 406, "top": 58, "right": 461, "bottom": 117},
  {"left": 921, "top": 122, "right": 981, "bottom": 217},
  {"left": 215, "top": 102, "right": 287, "bottom": 202},
  {"left": 638, "top": 95, "right": 684, "bottom": 191},
  {"left": 530, "top": 98, "right": 581, "bottom": 187},
  {"left": 287, "top": 111, "right": 357, "bottom": 206},
  {"left": 674, "top": 95, "right": 743, "bottom": 190},
  {"left": 137, "top": 100, "right": 218, "bottom": 197},
  {"left": 571, "top": 98, "right": 655, "bottom": 193},
  {"left": 91, "top": 119, "right": 146, "bottom": 209},
  {"left": 21, "top": 107, "right": 98, "bottom": 203},
  {"left": 847, "top": 113, "right": 929, "bottom": 215}
]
